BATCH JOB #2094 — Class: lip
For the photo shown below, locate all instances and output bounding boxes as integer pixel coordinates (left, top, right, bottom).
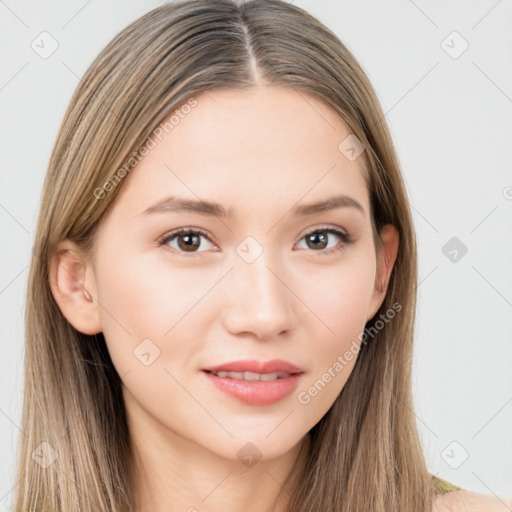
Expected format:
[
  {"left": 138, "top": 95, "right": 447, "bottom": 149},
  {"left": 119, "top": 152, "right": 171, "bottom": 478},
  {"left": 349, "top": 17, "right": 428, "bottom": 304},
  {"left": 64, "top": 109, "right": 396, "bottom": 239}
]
[
  {"left": 202, "top": 359, "right": 303, "bottom": 374},
  {"left": 201, "top": 359, "right": 304, "bottom": 406}
]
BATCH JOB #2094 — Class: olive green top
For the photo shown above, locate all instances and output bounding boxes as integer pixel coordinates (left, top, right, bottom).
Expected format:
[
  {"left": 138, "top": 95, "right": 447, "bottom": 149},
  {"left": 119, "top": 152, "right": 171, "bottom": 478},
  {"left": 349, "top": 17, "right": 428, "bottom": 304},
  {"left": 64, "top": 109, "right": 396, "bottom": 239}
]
[{"left": 433, "top": 474, "right": 463, "bottom": 493}]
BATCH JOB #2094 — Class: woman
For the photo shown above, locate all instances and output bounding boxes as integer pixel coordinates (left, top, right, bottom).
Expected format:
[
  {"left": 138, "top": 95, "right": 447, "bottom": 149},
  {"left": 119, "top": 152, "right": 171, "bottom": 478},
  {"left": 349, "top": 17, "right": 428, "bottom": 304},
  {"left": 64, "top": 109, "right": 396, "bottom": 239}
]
[{"left": 13, "top": 0, "right": 510, "bottom": 510}]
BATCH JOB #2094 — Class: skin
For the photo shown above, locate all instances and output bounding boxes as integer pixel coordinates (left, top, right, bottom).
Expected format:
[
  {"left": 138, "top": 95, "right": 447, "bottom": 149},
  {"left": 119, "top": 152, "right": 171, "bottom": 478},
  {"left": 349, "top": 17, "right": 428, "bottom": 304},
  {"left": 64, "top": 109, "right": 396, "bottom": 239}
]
[{"left": 50, "top": 85, "right": 401, "bottom": 511}]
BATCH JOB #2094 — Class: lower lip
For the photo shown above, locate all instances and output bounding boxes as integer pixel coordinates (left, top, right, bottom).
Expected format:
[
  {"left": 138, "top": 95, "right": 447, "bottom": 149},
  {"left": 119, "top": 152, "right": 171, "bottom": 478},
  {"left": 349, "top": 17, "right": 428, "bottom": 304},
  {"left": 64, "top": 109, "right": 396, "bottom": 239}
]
[{"left": 202, "top": 371, "right": 303, "bottom": 405}]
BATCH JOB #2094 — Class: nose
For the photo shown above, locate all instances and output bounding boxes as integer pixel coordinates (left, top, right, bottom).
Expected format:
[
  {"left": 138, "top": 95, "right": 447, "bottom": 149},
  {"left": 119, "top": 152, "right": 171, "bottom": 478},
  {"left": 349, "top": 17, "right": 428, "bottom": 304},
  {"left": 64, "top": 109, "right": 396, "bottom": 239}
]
[{"left": 222, "top": 249, "right": 296, "bottom": 341}]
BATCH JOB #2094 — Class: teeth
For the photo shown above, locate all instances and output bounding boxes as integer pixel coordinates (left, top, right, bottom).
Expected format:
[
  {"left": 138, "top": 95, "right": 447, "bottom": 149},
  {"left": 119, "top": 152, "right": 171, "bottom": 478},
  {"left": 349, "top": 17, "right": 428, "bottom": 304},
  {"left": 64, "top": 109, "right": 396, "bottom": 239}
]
[
  {"left": 243, "top": 371, "right": 261, "bottom": 381},
  {"left": 259, "top": 372, "right": 288, "bottom": 381},
  {"left": 212, "top": 371, "right": 290, "bottom": 381}
]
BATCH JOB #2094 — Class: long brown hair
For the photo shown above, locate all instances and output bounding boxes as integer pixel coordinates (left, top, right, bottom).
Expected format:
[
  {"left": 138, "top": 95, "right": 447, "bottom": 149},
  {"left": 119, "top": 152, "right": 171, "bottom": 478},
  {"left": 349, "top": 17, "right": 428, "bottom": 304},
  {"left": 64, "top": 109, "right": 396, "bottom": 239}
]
[{"left": 14, "top": 0, "right": 440, "bottom": 510}]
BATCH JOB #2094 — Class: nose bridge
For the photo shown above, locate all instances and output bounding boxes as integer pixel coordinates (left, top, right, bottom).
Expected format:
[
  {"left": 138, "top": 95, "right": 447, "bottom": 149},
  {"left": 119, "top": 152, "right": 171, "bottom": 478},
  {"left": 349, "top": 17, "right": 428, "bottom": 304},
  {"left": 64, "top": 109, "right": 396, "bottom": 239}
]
[
  {"left": 224, "top": 237, "right": 294, "bottom": 337},
  {"left": 239, "top": 249, "right": 282, "bottom": 300}
]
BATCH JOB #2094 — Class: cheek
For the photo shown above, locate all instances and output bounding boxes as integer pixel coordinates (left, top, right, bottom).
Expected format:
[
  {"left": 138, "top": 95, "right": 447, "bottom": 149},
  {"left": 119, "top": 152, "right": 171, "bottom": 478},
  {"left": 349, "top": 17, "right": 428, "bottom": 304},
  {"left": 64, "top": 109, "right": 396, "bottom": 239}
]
[
  {"left": 292, "top": 248, "right": 376, "bottom": 340},
  {"left": 93, "top": 251, "right": 204, "bottom": 375},
  {"left": 94, "top": 253, "right": 210, "bottom": 432},
  {"left": 291, "top": 253, "right": 376, "bottom": 420}
]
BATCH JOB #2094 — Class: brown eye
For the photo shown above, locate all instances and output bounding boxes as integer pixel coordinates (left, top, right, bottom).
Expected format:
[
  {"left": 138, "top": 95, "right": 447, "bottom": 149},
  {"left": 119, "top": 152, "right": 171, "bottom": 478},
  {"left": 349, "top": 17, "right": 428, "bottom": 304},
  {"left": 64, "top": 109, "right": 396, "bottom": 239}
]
[
  {"left": 305, "top": 231, "right": 329, "bottom": 250},
  {"left": 159, "top": 228, "right": 214, "bottom": 255},
  {"left": 176, "top": 232, "right": 201, "bottom": 252},
  {"left": 296, "top": 227, "right": 353, "bottom": 256}
]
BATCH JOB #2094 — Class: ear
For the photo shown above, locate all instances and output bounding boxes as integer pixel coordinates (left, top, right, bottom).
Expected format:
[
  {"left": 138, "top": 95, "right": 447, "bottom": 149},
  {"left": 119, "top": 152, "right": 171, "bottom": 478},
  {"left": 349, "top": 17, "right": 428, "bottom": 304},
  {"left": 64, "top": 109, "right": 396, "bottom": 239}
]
[
  {"left": 367, "top": 224, "right": 399, "bottom": 321},
  {"left": 48, "top": 240, "right": 102, "bottom": 335}
]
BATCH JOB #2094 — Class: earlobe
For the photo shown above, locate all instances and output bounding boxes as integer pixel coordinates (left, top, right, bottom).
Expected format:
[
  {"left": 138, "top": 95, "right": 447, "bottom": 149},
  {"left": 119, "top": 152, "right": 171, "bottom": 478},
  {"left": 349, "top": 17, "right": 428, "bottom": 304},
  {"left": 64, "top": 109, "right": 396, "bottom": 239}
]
[
  {"left": 367, "top": 224, "right": 399, "bottom": 321},
  {"left": 49, "top": 241, "right": 102, "bottom": 335}
]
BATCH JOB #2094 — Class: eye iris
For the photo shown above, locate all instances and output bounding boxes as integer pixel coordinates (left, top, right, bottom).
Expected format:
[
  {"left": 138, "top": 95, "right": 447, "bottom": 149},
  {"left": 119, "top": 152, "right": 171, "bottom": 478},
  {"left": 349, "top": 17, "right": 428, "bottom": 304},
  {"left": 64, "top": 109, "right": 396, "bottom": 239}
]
[
  {"left": 178, "top": 233, "right": 201, "bottom": 252},
  {"left": 307, "top": 231, "right": 328, "bottom": 250}
]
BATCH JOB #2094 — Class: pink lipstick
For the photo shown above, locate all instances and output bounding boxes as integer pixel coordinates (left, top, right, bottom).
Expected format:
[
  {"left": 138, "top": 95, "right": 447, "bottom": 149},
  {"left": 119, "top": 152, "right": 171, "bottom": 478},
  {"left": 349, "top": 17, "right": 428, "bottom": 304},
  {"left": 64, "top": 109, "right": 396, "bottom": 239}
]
[{"left": 202, "top": 359, "right": 303, "bottom": 405}]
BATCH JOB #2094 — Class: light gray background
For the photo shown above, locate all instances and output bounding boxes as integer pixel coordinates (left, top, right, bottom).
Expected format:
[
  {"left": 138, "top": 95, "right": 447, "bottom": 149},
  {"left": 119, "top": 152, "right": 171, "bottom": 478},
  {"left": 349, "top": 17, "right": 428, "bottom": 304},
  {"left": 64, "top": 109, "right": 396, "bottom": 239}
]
[{"left": 1, "top": 0, "right": 511, "bottom": 508}]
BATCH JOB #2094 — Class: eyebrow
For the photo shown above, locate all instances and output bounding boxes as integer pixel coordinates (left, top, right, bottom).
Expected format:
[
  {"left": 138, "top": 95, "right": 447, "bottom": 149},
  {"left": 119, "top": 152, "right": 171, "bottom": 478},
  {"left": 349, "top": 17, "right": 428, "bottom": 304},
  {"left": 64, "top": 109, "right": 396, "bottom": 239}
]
[{"left": 139, "top": 194, "right": 365, "bottom": 218}]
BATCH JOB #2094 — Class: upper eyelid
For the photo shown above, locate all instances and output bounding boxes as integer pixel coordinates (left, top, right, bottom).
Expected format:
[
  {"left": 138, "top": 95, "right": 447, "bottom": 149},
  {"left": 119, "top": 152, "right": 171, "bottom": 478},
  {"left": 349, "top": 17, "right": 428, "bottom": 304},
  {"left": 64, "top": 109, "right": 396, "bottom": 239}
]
[{"left": 297, "top": 224, "right": 348, "bottom": 239}]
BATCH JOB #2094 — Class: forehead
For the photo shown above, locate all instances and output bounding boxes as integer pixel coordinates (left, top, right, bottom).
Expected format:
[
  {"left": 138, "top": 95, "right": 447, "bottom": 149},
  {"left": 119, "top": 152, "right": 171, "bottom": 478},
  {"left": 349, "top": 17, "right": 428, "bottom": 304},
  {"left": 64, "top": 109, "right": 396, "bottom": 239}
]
[{"left": 105, "top": 86, "right": 370, "bottom": 222}]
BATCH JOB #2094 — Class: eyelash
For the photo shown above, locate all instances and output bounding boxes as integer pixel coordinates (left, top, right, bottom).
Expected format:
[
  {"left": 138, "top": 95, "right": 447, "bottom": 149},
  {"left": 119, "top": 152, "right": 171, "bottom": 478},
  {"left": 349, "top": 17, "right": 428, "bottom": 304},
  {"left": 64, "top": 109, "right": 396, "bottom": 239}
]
[{"left": 157, "top": 225, "right": 354, "bottom": 258}]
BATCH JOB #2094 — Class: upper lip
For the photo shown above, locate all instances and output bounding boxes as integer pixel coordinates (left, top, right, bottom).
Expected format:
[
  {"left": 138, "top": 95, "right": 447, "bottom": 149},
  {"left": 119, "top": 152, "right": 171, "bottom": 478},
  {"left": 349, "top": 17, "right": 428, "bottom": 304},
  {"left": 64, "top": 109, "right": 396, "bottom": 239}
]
[{"left": 202, "top": 359, "right": 303, "bottom": 374}]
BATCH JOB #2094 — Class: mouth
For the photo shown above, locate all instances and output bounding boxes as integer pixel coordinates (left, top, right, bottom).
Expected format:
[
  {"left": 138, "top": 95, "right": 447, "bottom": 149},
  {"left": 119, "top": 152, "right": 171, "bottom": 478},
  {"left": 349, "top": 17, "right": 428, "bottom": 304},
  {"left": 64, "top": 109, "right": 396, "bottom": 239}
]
[
  {"left": 201, "top": 359, "right": 304, "bottom": 405},
  {"left": 203, "top": 370, "right": 295, "bottom": 381}
]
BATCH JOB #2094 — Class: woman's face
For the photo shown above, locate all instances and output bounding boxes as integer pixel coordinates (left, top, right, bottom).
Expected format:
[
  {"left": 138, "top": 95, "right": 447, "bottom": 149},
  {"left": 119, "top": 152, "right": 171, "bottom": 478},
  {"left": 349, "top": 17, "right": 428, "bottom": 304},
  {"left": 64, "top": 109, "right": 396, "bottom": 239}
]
[{"left": 71, "top": 86, "right": 397, "bottom": 462}]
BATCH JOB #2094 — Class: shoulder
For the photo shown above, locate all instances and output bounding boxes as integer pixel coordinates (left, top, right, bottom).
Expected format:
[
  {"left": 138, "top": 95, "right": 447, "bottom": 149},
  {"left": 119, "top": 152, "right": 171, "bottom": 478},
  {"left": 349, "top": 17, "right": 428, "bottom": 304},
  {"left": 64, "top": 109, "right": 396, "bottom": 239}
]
[{"left": 433, "top": 488, "right": 512, "bottom": 512}]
